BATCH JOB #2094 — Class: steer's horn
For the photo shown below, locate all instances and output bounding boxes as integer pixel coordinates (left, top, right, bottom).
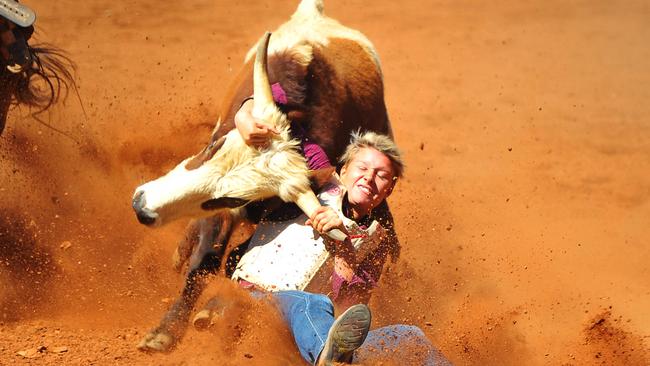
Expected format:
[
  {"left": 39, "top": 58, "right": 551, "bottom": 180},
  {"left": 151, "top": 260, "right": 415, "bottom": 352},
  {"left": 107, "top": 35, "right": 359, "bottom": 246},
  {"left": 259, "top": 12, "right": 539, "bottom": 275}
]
[
  {"left": 253, "top": 32, "right": 346, "bottom": 242},
  {"left": 253, "top": 32, "right": 274, "bottom": 118}
]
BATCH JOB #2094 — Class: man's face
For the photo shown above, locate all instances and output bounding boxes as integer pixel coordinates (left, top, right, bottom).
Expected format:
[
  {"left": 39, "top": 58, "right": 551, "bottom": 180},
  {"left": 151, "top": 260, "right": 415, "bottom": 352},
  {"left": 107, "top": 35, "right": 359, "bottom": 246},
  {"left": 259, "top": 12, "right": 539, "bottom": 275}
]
[{"left": 340, "top": 147, "right": 396, "bottom": 216}]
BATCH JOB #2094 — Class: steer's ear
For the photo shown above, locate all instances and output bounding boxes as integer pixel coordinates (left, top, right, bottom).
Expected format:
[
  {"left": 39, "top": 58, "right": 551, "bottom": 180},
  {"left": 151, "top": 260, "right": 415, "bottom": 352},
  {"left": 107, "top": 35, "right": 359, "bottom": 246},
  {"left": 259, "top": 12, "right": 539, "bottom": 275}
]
[{"left": 201, "top": 197, "right": 249, "bottom": 211}]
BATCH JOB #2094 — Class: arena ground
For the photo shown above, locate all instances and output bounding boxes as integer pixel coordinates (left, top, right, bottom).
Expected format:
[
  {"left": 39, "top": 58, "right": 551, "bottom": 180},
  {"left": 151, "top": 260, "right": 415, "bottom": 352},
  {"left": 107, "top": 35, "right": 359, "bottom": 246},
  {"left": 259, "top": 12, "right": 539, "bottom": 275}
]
[{"left": 1, "top": 0, "right": 648, "bottom": 364}]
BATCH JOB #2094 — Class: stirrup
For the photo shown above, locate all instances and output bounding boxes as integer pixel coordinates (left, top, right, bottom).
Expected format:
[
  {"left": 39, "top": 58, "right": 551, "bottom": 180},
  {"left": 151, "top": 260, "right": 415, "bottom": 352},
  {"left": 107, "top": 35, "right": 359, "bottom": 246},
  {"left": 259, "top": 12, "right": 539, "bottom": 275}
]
[{"left": 0, "top": 0, "right": 36, "bottom": 27}]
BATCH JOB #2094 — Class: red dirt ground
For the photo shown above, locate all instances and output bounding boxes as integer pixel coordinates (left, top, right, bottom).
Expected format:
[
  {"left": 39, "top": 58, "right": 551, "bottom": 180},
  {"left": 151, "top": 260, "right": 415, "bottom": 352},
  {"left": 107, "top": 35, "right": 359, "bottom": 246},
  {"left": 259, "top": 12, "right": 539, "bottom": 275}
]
[{"left": 1, "top": 0, "right": 648, "bottom": 365}]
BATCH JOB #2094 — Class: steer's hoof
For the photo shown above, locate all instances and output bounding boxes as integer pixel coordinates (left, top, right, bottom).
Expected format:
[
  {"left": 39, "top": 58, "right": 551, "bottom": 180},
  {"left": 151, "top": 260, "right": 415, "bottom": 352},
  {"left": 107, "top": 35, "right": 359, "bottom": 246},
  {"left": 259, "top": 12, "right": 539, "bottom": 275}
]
[
  {"left": 136, "top": 330, "right": 175, "bottom": 353},
  {"left": 192, "top": 309, "right": 214, "bottom": 331},
  {"left": 193, "top": 307, "right": 227, "bottom": 330},
  {"left": 193, "top": 297, "right": 229, "bottom": 330}
]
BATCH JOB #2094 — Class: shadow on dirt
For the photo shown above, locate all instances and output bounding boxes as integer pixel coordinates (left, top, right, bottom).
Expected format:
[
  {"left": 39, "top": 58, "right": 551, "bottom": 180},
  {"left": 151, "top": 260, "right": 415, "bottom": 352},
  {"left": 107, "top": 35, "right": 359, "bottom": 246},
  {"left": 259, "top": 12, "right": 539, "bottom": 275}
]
[{"left": 0, "top": 209, "right": 59, "bottom": 322}]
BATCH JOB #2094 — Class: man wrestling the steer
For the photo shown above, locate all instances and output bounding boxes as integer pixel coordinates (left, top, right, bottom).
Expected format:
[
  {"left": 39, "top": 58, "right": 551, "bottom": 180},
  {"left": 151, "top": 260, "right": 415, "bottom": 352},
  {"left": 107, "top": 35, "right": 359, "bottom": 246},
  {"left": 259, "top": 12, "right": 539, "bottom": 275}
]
[{"left": 203, "top": 115, "right": 451, "bottom": 365}]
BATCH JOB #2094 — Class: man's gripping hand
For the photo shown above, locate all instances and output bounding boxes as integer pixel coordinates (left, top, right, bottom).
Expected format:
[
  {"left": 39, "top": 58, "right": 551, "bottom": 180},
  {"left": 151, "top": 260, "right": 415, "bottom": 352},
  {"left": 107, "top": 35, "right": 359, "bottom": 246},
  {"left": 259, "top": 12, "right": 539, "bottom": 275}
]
[
  {"left": 306, "top": 206, "right": 347, "bottom": 236},
  {"left": 235, "top": 98, "right": 279, "bottom": 147}
]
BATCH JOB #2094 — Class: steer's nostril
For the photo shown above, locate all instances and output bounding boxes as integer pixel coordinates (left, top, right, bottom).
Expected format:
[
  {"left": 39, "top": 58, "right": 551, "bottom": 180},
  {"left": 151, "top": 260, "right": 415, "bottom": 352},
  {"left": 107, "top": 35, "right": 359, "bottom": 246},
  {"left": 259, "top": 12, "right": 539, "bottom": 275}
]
[
  {"left": 132, "top": 190, "right": 145, "bottom": 210},
  {"left": 132, "top": 190, "right": 158, "bottom": 226},
  {"left": 136, "top": 211, "right": 158, "bottom": 226}
]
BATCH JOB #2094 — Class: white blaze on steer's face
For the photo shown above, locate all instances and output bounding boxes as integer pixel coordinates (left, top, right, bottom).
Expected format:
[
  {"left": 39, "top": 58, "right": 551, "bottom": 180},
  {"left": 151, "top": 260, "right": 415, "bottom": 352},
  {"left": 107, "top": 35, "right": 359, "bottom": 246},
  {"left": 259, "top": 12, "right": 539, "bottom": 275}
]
[{"left": 340, "top": 147, "right": 396, "bottom": 219}]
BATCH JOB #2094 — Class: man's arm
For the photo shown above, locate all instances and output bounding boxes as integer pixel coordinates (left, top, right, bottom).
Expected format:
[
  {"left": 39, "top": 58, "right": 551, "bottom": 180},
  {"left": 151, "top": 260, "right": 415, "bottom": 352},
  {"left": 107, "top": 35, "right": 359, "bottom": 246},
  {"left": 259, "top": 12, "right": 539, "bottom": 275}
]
[
  {"left": 331, "top": 208, "right": 401, "bottom": 308},
  {"left": 330, "top": 232, "right": 393, "bottom": 308},
  {"left": 306, "top": 205, "right": 396, "bottom": 307}
]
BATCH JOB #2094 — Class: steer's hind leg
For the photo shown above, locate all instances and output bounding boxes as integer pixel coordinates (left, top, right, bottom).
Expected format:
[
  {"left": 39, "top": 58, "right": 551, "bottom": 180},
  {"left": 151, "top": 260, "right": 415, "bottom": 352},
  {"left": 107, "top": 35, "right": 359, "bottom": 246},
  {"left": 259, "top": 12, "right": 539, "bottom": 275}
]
[
  {"left": 171, "top": 219, "right": 201, "bottom": 273},
  {"left": 137, "top": 215, "right": 232, "bottom": 353},
  {"left": 192, "top": 294, "right": 231, "bottom": 330},
  {"left": 192, "top": 239, "right": 251, "bottom": 330}
]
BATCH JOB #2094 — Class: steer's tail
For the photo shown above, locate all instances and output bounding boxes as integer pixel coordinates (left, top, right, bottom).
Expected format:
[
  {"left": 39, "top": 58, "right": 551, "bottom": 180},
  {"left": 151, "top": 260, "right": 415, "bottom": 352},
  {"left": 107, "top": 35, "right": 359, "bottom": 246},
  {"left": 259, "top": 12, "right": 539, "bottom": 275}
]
[{"left": 294, "top": 0, "right": 324, "bottom": 19}]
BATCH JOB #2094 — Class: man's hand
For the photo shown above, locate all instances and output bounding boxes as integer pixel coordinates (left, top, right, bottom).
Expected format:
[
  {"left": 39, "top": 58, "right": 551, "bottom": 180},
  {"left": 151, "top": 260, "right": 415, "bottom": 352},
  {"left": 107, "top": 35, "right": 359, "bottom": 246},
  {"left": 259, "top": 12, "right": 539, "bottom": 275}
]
[
  {"left": 235, "top": 98, "right": 279, "bottom": 147},
  {"left": 307, "top": 206, "right": 356, "bottom": 269},
  {"left": 306, "top": 206, "right": 347, "bottom": 235}
]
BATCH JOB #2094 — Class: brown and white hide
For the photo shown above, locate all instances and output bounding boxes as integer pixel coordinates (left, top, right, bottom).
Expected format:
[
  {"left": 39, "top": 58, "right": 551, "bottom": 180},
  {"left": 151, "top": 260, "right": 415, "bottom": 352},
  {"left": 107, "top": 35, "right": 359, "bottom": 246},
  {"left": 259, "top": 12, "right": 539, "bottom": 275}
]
[{"left": 132, "top": 0, "right": 391, "bottom": 228}]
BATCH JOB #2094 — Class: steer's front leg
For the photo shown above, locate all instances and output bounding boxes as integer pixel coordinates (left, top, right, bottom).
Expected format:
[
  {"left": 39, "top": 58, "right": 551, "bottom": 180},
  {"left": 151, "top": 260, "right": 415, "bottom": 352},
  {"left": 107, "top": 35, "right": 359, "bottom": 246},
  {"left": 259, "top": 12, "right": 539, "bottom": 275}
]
[{"left": 137, "top": 214, "right": 231, "bottom": 352}]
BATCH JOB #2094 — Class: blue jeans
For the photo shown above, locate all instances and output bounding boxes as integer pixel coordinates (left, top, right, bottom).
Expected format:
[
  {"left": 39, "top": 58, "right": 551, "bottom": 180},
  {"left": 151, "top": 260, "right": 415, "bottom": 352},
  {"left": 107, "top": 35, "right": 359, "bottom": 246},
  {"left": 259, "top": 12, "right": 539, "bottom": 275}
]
[
  {"left": 269, "top": 290, "right": 452, "bottom": 365},
  {"left": 355, "top": 324, "right": 453, "bottom": 365},
  {"left": 270, "top": 290, "right": 334, "bottom": 364}
]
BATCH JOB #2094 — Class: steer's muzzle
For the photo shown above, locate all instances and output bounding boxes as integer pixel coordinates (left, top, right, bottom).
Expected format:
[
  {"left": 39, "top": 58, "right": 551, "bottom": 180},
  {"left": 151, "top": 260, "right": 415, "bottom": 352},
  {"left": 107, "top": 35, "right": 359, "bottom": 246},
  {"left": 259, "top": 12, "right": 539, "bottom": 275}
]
[{"left": 132, "top": 190, "right": 159, "bottom": 226}]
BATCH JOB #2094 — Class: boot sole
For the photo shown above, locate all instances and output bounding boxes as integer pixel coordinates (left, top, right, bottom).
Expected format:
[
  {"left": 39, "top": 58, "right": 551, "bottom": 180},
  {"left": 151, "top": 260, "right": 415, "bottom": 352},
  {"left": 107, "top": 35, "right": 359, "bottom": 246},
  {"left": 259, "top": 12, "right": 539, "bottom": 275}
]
[{"left": 317, "top": 304, "right": 372, "bottom": 365}]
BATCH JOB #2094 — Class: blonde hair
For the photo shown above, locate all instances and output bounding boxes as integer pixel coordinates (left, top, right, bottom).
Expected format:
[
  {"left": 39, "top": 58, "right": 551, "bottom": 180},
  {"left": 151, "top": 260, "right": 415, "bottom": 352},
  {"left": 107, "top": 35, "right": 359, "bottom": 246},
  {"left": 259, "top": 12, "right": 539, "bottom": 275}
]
[{"left": 339, "top": 131, "right": 404, "bottom": 179}]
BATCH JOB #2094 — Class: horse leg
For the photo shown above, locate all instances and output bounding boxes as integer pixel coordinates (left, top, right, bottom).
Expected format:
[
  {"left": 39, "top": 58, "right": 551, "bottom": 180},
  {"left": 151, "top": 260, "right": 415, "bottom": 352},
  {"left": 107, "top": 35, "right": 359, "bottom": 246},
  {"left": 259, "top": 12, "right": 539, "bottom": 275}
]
[
  {"left": 137, "top": 214, "right": 232, "bottom": 352},
  {"left": 0, "top": 90, "right": 10, "bottom": 136}
]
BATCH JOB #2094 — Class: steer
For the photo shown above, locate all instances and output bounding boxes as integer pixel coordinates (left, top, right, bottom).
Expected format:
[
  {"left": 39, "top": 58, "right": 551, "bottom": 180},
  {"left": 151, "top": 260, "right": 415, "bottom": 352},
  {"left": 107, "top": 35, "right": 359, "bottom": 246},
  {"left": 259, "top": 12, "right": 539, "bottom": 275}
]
[
  {"left": 0, "top": 0, "right": 74, "bottom": 136},
  {"left": 133, "top": 32, "right": 344, "bottom": 240},
  {"left": 133, "top": 0, "right": 397, "bottom": 352}
]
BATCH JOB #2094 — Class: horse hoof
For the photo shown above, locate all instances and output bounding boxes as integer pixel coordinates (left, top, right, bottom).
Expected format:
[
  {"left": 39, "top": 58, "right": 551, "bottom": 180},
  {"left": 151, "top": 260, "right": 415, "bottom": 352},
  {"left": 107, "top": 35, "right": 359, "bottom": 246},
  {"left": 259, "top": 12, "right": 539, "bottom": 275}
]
[{"left": 136, "top": 330, "right": 175, "bottom": 353}]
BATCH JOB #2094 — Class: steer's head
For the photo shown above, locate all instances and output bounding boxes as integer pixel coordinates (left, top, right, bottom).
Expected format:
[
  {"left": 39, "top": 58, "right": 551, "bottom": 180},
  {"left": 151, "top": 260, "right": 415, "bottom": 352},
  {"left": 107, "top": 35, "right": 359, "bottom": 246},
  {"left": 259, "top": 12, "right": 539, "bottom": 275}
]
[{"left": 132, "top": 32, "right": 311, "bottom": 227}]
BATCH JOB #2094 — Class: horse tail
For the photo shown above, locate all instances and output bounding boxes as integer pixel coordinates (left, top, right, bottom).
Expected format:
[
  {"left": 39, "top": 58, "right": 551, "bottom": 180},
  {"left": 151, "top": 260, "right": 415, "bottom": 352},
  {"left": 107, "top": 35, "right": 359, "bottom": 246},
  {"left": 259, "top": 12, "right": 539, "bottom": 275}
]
[{"left": 12, "top": 43, "right": 76, "bottom": 113}]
